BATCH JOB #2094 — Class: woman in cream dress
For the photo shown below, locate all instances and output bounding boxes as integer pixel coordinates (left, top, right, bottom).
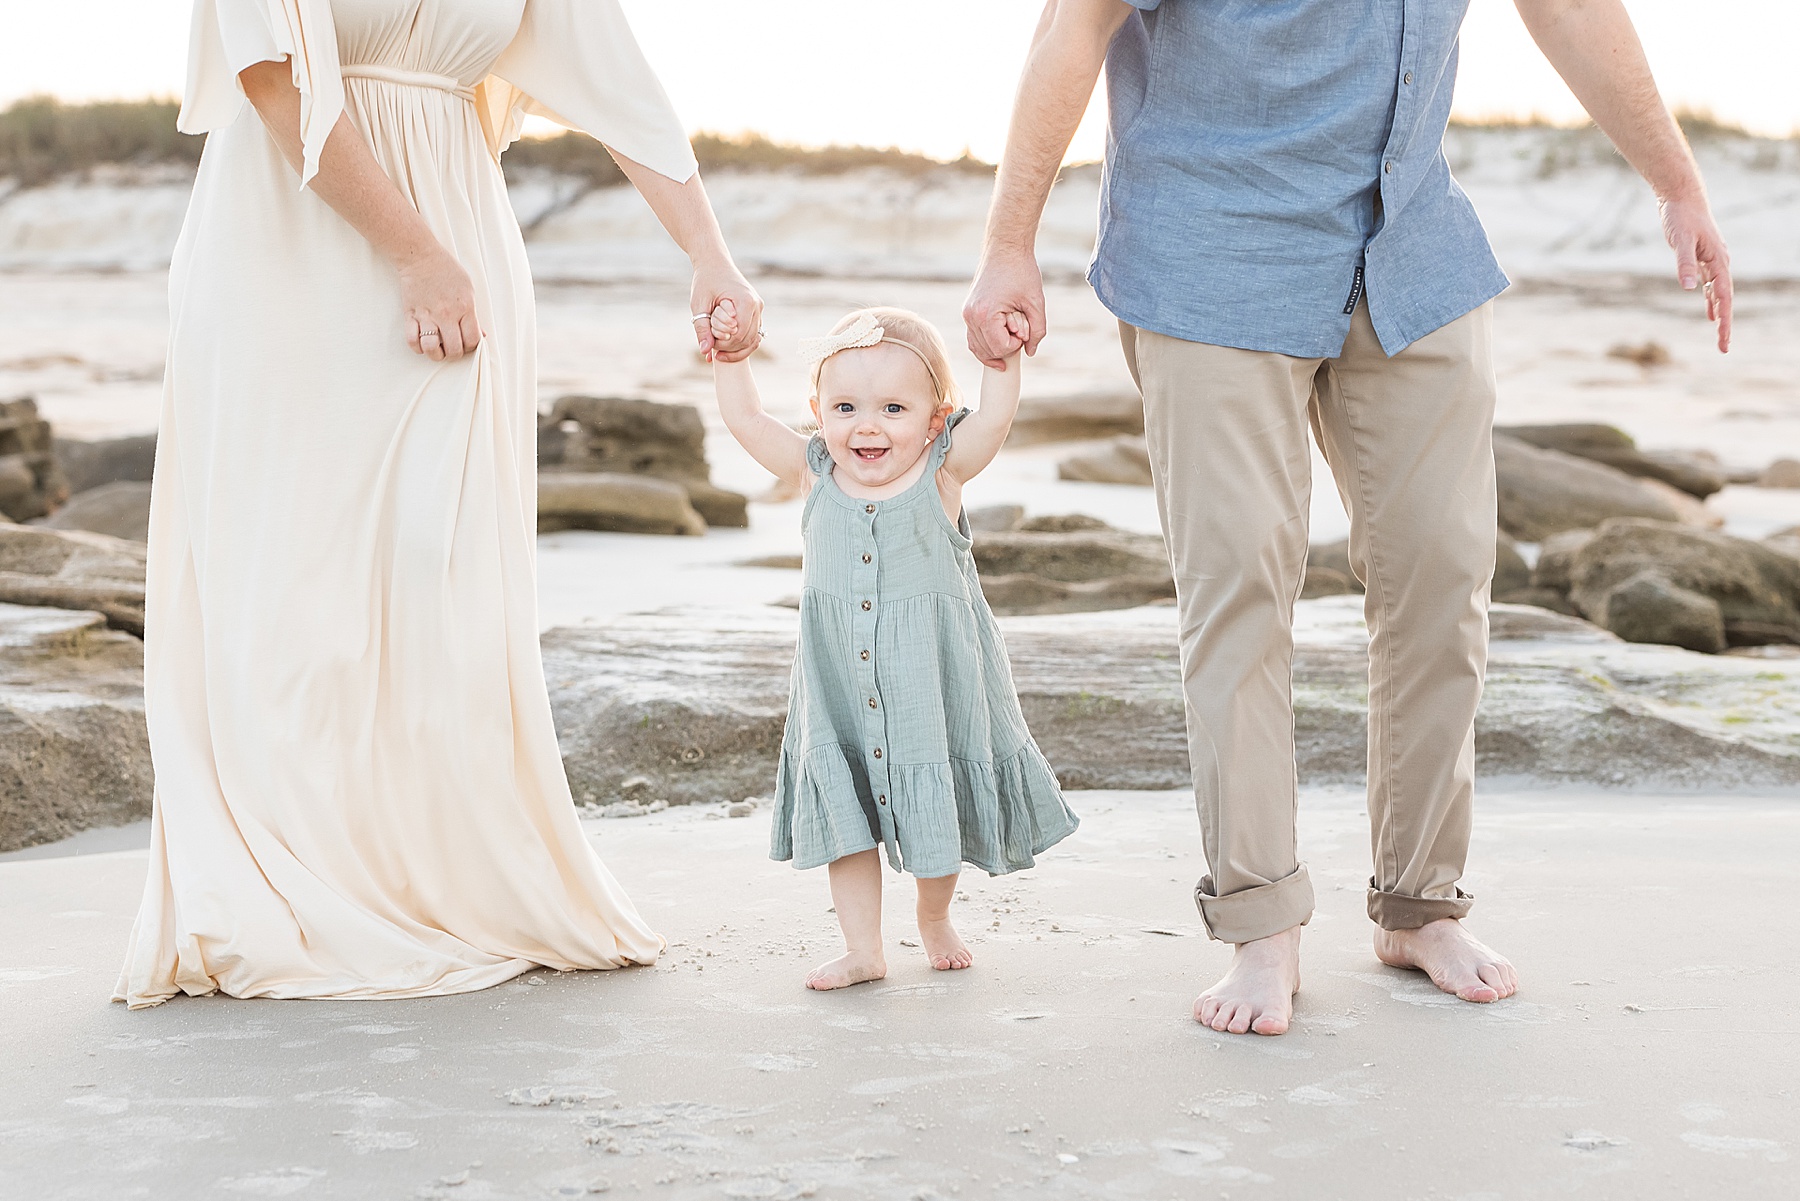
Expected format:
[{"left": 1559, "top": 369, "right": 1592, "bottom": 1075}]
[{"left": 115, "top": 0, "right": 763, "bottom": 1006}]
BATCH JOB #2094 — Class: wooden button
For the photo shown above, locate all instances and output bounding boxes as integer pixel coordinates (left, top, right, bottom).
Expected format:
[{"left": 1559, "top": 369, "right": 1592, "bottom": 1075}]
[
  {"left": 861, "top": 600, "right": 871, "bottom": 611},
  {"left": 860, "top": 650, "right": 870, "bottom": 661},
  {"left": 878, "top": 795, "right": 887, "bottom": 805},
  {"left": 872, "top": 748, "right": 882, "bottom": 759},
  {"left": 862, "top": 553, "right": 872, "bottom": 564},
  {"left": 868, "top": 697, "right": 878, "bottom": 709},
  {"left": 864, "top": 504, "right": 876, "bottom": 514}
]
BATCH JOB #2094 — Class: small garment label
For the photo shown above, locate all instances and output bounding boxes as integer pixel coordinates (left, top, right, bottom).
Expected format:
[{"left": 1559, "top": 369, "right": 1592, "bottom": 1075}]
[{"left": 1342, "top": 264, "right": 1365, "bottom": 315}]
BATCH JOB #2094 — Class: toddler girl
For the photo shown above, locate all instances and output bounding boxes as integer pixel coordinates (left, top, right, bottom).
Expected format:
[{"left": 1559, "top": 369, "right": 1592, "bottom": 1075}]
[{"left": 710, "top": 304, "right": 1079, "bottom": 990}]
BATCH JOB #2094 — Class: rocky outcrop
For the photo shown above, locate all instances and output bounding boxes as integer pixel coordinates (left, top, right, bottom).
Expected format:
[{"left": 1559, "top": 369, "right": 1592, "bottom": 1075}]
[
  {"left": 1493, "top": 433, "right": 1708, "bottom": 542},
  {"left": 1495, "top": 423, "right": 1725, "bottom": 498},
  {"left": 38, "top": 481, "right": 151, "bottom": 542},
  {"left": 0, "top": 603, "right": 150, "bottom": 853},
  {"left": 1759, "top": 459, "right": 1800, "bottom": 489},
  {"left": 0, "top": 398, "right": 69, "bottom": 522},
  {"left": 537, "top": 473, "right": 707, "bottom": 537},
  {"left": 971, "top": 516, "right": 1174, "bottom": 614},
  {"left": 1565, "top": 519, "right": 1800, "bottom": 648},
  {"left": 0, "top": 525, "right": 146, "bottom": 634},
  {"left": 1056, "top": 435, "right": 1151, "bottom": 486},
  {"left": 541, "top": 601, "right": 1800, "bottom": 807},
  {"left": 1007, "top": 390, "right": 1143, "bottom": 445},
  {"left": 1595, "top": 571, "right": 1727, "bottom": 654},
  {"left": 540, "top": 396, "right": 748, "bottom": 528},
  {"left": 53, "top": 432, "right": 157, "bottom": 494}
]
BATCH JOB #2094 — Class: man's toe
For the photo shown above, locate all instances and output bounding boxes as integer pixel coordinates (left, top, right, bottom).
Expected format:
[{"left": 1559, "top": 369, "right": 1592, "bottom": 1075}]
[
  {"left": 1478, "top": 962, "right": 1515, "bottom": 998},
  {"left": 1457, "top": 976, "right": 1499, "bottom": 1002}
]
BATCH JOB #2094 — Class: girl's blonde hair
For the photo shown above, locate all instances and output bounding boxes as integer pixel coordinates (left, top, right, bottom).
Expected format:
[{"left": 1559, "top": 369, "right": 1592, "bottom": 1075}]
[{"left": 808, "top": 307, "right": 961, "bottom": 408}]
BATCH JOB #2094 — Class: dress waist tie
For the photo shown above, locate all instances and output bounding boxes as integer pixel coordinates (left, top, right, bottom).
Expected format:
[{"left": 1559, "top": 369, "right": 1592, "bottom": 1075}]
[{"left": 339, "top": 64, "right": 477, "bottom": 103}]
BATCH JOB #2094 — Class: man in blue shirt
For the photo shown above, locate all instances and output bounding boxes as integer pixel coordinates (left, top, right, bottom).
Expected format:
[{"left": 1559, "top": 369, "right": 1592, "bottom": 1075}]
[{"left": 965, "top": 0, "right": 1733, "bottom": 1036}]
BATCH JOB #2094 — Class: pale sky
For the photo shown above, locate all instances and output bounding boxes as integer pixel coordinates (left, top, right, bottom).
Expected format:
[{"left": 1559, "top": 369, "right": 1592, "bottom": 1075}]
[{"left": 3, "top": 1, "right": 1796, "bottom": 160}]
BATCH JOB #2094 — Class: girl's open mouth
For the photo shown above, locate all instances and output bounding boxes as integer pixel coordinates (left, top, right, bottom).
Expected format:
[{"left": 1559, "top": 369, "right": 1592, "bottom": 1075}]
[{"left": 852, "top": 446, "right": 889, "bottom": 461}]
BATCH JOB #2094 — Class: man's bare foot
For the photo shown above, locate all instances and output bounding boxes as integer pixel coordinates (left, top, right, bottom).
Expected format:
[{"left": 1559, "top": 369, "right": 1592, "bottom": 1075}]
[
  {"left": 1374, "top": 918, "right": 1517, "bottom": 1003},
  {"left": 805, "top": 950, "right": 887, "bottom": 991},
  {"left": 1194, "top": 924, "right": 1302, "bottom": 1035},
  {"left": 918, "top": 917, "right": 972, "bottom": 971}
]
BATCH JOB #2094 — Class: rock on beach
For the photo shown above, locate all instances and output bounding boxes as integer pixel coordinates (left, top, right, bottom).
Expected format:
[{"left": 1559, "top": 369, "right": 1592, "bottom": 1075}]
[
  {"left": 0, "top": 603, "right": 150, "bottom": 852},
  {"left": 542, "top": 601, "right": 1800, "bottom": 811}
]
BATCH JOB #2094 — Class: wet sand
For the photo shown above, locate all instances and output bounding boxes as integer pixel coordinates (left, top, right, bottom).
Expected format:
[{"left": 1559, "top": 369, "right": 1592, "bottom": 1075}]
[{"left": 3, "top": 786, "right": 1795, "bottom": 1199}]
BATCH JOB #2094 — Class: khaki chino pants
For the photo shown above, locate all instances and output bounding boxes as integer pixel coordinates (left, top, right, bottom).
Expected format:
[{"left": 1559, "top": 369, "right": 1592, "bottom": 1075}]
[{"left": 1120, "top": 302, "right": 1496, "bottom": 944}]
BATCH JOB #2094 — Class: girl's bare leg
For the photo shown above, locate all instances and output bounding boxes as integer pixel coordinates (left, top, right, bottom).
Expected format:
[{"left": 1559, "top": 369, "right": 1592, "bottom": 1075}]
[
  {"left": 806, "top": 850, "right": 888, "bottom": 991},
  {"left": 915, "top": 872, "right": 972, "bottom": 971}
]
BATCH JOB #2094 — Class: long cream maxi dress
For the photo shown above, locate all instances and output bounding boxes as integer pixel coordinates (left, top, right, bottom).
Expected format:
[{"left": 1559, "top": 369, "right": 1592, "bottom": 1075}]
[{"left": 115, "top": 0, "right": 698, "bottom": 1007}]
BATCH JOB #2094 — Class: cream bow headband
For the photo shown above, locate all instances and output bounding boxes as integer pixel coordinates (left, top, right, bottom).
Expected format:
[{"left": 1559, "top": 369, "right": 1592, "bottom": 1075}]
[{"left": 799, "top": 312, "right": 947, "bottom": 401}]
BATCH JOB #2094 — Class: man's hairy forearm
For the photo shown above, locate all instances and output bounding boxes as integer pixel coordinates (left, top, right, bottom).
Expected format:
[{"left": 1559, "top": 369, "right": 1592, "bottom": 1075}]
[
  {"left": 1513, "top": 0, "right": 1701, "bottom": 201},
  {"left": 985, "top": 0, "right": 1129, "bottom": 254}
]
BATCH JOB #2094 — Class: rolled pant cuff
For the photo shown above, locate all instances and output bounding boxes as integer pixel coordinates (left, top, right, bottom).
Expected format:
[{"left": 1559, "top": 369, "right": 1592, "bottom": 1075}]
[
  {"left": 1366, "top": 881, "right": 1473, "bottom": 931},
  {"left": 1195, "top": 864, "right": 1315, "bottom": 944}
]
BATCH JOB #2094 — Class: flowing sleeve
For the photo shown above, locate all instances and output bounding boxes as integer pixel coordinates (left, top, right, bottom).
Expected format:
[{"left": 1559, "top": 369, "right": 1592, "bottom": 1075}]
[
  {"left": 177, "top": 0, "right": 344, "bottom": 189},
  {"left": 479, "top": 0, "right": 697, "bottom": 183}
]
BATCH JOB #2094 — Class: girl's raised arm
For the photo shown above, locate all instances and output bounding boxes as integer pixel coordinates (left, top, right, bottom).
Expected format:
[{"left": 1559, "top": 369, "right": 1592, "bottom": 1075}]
[
  {"left": 941, "top": 348, "right": 1024, "bottom": 484},
  {"left": 713, "top": 356, "right": 812, "bottom": 490}
]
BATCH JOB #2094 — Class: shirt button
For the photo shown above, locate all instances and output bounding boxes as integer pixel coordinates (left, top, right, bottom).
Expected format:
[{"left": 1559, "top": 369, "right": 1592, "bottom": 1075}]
[
  {"left": 872, "top": 748, "right": 882, "bottom": 759},
  {"left": 1383, "top": 161, "right": 1393, "bottom": 174},
  {"left": 862, "top": 552, "right": 872, "bottom": 564},
  {"left": 1403, "top": 70, "right": 1414, "bottom": 85},
  {"left": 861, "top": 600, "right": 872, "bottom": 611},
  {"left": 860, "top": 649, "right": 870, "bottom": 661},
  {"left": 864, "top": 504, "right": 875, "bottom": 514}
]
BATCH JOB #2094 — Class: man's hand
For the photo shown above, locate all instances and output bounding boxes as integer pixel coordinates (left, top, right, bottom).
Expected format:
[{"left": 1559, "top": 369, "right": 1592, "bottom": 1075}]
[
  {"left": 1660, "top": 191, "right": 1733, "bottom": 353},
  {"left": 964, "top": 249, "right": 1047, "bottom": 368}
]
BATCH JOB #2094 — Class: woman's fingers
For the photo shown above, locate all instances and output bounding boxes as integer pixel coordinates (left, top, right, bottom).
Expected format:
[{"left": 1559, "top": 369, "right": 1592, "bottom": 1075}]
[
  {"left": 439, "top": 315, "right": 466, "bottom": 361},
  {"left": 458, "top": 310, "right": 483, "bottom": 358},
  {"left": 406, "top": 313, "right": 424, "bottom": 356}
]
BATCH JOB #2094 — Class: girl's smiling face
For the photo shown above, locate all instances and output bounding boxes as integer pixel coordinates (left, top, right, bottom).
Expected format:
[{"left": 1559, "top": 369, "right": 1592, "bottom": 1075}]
[{"left": 811, "top": 342, "right": 949, "bottom": 489}]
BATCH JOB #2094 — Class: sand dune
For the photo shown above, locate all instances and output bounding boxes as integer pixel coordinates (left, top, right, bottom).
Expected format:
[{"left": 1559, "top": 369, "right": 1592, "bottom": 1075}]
[{"left": 4, "top": 128, "right": 1796, "bottom": 281}]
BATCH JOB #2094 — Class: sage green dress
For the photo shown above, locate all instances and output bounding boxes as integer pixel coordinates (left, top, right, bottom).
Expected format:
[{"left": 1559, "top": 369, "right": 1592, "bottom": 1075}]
[{"left": 771, "top": 410, "right": 1079, "bottom": 879}]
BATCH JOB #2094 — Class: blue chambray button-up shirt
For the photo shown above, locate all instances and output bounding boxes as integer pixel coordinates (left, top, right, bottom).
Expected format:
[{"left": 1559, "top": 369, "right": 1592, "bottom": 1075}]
[{"left": 1090, "top": 0, "right": 1509, "bottom": 358}]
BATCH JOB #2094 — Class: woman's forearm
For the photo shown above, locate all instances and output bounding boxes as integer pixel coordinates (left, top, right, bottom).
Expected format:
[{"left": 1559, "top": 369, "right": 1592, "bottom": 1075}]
[
  {"left": 609, "top": 152, "right": 732, "bottom": 267},
  {"left": 239, "top": 60, "right": 441, "bottom": 269},
  {"left": 610, "top": 149, "right": 764, "bottom": 362}
]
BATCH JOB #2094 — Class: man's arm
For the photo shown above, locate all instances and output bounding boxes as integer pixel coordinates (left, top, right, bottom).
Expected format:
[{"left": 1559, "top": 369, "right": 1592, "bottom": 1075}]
[
  {"left": 1514, "top": 0, "right": 1732, "bottom": 351},
  {"left": 964, "top": 0, "right": 1134, "bottom": 368}
]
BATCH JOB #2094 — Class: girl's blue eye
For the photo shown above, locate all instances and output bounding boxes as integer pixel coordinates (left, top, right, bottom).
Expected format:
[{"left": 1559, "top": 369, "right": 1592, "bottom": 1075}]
[
  {"left": 884, "top": 403, "right": 903, "bottom": 414},
  {"left": 835, "top": 403, "right": 854, "bottom": 414}
]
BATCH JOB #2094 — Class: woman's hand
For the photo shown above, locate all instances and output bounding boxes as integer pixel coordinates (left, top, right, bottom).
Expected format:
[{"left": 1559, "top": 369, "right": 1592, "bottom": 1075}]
[
  {"left": 691, "top": 255, "right": 763, "bottom": 363},
  {"left": 399, "top": 247, "right": 482, "bottom": 362}
]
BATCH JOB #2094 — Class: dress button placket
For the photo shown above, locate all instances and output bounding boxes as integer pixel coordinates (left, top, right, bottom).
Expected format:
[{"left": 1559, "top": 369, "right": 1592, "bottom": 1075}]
[{"left": 853, "top": 500, "right": 893, "bottom": 835}]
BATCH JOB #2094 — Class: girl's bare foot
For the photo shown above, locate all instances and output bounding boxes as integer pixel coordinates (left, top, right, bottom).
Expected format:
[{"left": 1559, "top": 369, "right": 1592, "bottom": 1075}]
[
  {"left": 1194, "top": 924, "right": 1302, "bottom": 1036},
  {"left": 918, "top": 917, "right": 972, "bottom": 971},
  {"left": 805, "top": 949, "right": 887, "bottom": 991},
  {"left": 913, "top": 872, "right": 971, "bottom": 971},
  {"left": 1373, "top": 918, "right": 1517, "bottom": 1002}
]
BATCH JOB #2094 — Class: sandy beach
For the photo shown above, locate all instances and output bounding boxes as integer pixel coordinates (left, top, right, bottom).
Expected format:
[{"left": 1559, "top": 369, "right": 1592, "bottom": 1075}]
[{"left": 4, "top": 787, "right": 1797, "bottom": 1198}]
